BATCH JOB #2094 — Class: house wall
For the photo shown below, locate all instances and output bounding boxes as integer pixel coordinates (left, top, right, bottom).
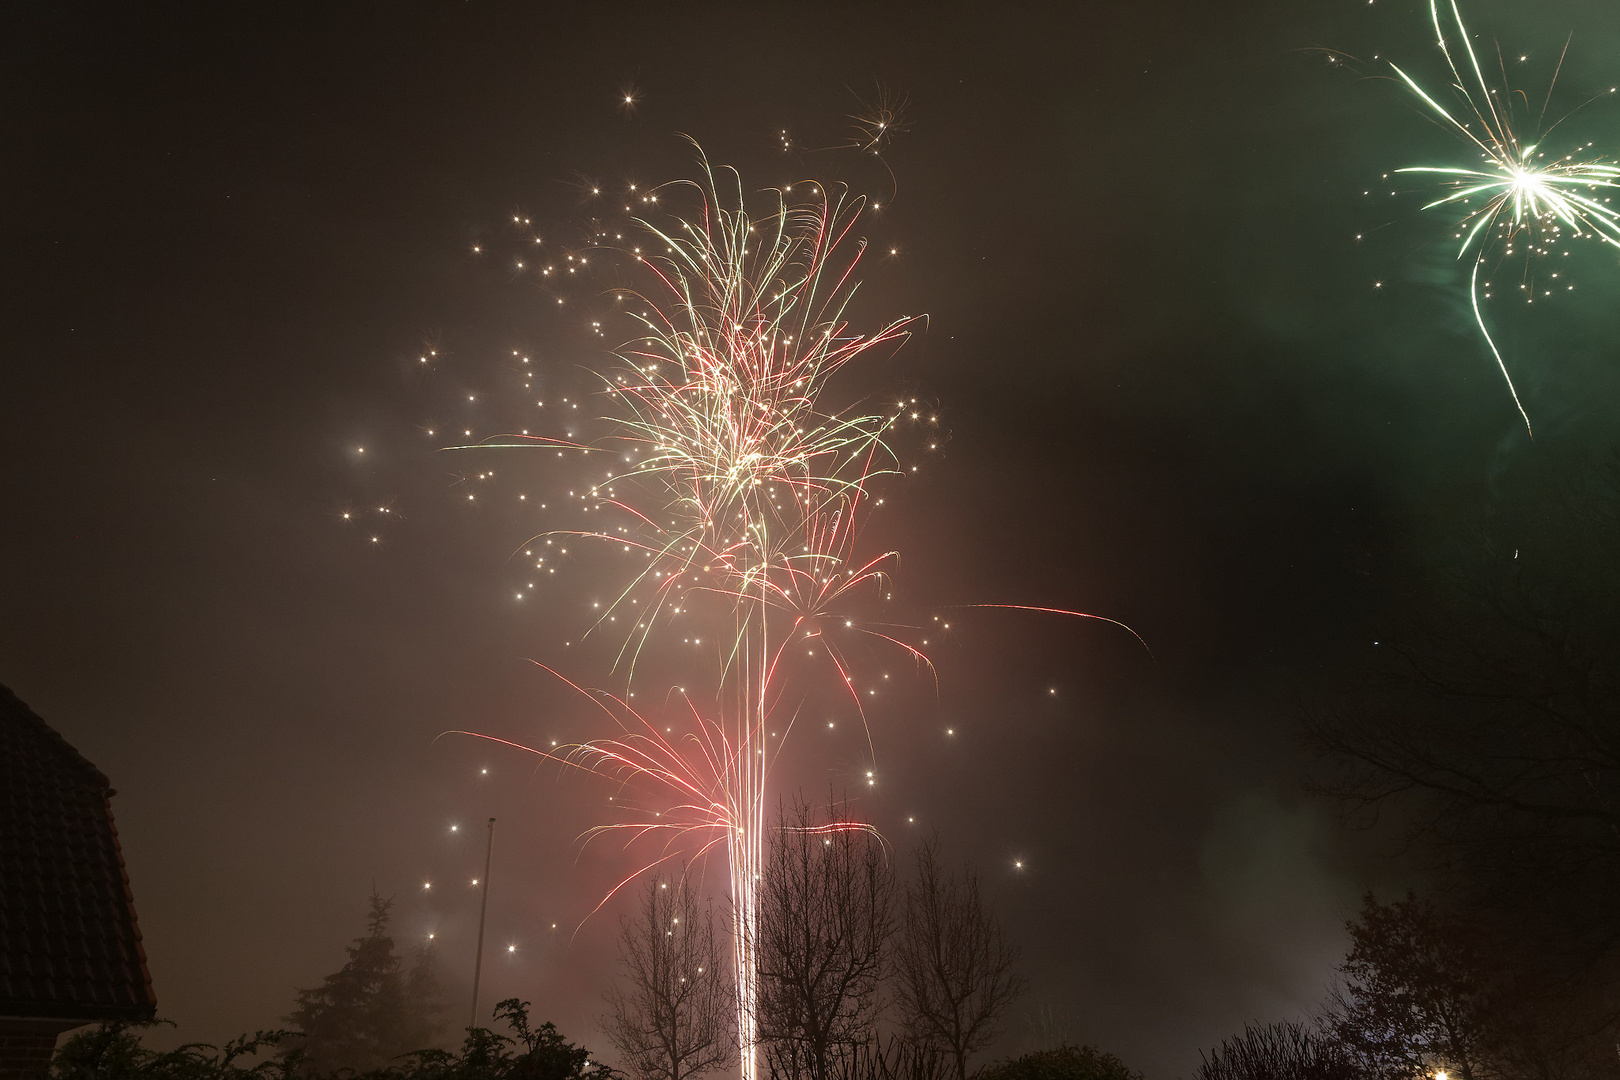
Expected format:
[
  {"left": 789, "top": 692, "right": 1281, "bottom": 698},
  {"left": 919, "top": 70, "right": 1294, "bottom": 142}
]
[{"left": 0, "top": 1018, "right": 73, "bottom": 1080}]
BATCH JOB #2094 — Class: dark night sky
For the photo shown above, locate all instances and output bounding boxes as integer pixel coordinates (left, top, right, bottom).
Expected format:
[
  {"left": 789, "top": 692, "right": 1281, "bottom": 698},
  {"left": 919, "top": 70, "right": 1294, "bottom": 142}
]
[{"left": 7, "top": 2, "right": 1620, "bottom": 1075}]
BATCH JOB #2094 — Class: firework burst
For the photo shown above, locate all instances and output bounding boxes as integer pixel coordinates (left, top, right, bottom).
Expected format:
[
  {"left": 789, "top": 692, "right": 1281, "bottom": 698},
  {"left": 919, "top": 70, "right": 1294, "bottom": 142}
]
[
  {"left": 845, "top": 85, "right": 910, "bottom": 157},
  {"left": 436, "top": 143, "right": 1139, "bottom": 1080},
  {"left": 455, "top": 150, "right": 922, "bottom": 1080},
  {"left": 1385, "top": 0, "right": 1620, "bottom": 434}
]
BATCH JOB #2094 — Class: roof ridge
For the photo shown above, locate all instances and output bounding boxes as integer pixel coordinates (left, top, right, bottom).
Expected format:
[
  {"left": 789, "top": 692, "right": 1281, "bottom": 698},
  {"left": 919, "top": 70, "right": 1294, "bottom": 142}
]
[{"left": 0, "top": 682, "right": 112, "bottom": 790}]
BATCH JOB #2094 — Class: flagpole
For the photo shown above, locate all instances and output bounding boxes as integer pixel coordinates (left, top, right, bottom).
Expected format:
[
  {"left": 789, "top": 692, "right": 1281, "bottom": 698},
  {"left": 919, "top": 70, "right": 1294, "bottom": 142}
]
[{"left": 469, "top": 817, "right": 495, "bottom": 1030}]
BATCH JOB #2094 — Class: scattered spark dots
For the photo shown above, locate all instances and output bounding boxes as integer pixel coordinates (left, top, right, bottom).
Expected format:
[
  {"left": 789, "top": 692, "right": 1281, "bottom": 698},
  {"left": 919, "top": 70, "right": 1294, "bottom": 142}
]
[{"left": 417, "top": 151, "right": 1132, "bottom": 1080}]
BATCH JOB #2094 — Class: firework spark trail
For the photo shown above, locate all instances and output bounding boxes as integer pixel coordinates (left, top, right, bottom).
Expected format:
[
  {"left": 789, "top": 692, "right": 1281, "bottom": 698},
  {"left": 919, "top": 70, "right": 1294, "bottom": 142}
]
[
  {"left": 1385, "top": 0, "right": 1620, "bottom": 434},
  {"left": 457, "top": 151, "right": 922, "bottom": 1080},
  {"left": 449, "top": 149, "right": 1138, "bottom": 1079},
  {"left": 600, "top": 159, "right": 918, "bottom": 1079}
]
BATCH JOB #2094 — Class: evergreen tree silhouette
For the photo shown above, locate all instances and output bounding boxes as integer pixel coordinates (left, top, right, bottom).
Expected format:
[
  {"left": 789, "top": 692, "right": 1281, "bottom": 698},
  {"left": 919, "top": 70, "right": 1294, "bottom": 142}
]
[{"left": 284, "top": 892, "right": 446, "bottom": 1074}]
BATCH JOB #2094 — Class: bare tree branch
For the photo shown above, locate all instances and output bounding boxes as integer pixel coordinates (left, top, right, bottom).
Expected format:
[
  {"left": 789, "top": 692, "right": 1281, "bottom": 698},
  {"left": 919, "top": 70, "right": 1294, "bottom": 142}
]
[
  {"left": 604, "top": 875, "right": 736, "bottom": 1080},
  {"left": 756, "top": 795, "right": 895, "bottom": 1080},
  {"left": 893, "top": 838, "right": 1024, "bottom": 1080}
]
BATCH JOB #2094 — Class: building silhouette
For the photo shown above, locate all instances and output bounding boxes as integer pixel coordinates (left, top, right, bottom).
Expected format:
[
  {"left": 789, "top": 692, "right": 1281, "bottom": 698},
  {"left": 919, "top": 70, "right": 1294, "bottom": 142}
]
[{"left": 0, "top": 684, "right": 157, "bottom": 1078}]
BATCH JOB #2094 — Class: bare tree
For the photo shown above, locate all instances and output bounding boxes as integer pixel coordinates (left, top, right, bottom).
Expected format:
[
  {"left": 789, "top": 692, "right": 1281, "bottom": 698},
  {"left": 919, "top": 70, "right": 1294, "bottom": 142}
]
[
  {"left": 974, "top": 1045, "right": 1141, "bottom": 1080},
  {"left": 604, "top": 875, "right": 736, "bottom": 1080},
  {"left": 1309, "top": 455, "right": 1620, "bottom": 961},
  {"left": 757, "top": 796, "right": 896, "bottom": 1080},
  {"left": 824, "top": 1032, "right": 951, "bottom": 1080},
  {"left": 1193, "top": 1021, "right": 1358, "bottom": 1080},
  {"left": 1309, "top": 454, "right": 1620, "bottom": 1075},
  {"left": 892, "top": 839, "right": 1023, "bottom": 1080}
]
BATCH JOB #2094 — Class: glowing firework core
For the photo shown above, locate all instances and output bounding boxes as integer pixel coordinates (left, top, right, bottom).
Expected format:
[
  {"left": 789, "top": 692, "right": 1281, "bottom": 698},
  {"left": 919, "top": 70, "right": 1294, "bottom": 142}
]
[{"left": 1511, "top": 167, "right": 1545, "bottom": 198}]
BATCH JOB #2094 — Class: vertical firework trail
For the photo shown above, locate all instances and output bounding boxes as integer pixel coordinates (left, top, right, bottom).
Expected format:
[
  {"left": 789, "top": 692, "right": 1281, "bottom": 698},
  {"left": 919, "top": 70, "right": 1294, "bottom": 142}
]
[
  {"left": 450, "top": 151, "right": 919, "bottom": 1080},
  {"left": 431, "top": 141, "right": 1148, "bottom": 1077}
]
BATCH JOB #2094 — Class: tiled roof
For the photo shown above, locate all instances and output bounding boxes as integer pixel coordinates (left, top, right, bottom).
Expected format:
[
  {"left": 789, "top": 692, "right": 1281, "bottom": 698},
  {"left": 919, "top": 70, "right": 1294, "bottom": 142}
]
[{"left": 0, "top": 684, "right": 157, "bottom": 1022}]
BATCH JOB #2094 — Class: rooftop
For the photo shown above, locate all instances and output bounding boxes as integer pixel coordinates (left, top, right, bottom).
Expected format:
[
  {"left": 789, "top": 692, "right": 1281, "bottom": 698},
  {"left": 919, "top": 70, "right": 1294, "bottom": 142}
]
[{"left": 0, "top": 684, "right": 157, "bottom": 1022}]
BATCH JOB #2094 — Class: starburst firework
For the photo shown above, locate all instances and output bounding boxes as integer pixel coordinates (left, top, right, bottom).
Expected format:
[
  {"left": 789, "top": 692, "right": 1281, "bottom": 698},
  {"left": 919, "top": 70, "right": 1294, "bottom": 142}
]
[{"left": 1386, "top": 0, "right": 1620, "bottom": 433}]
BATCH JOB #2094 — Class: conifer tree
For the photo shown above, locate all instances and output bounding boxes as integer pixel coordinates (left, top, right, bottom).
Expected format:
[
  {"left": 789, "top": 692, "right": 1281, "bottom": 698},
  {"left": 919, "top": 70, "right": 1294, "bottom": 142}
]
[{"left": 284, "top": 892, "right": 446, "bottom": 1074}]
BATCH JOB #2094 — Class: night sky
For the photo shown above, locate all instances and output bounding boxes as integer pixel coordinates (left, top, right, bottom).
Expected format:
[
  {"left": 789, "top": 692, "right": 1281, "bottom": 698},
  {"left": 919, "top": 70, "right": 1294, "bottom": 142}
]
[{"left": 8, "top": 2, "right": 1620, "bottom": 1076}]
